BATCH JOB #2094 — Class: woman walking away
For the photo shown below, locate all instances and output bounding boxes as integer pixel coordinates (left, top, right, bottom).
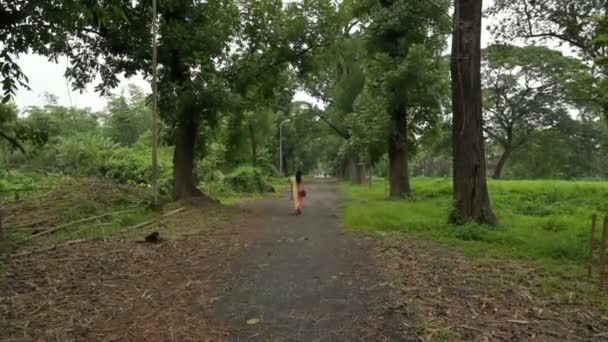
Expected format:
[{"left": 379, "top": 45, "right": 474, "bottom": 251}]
[{"left": 290, "top": 170, "right": 306, "bottom": 215}]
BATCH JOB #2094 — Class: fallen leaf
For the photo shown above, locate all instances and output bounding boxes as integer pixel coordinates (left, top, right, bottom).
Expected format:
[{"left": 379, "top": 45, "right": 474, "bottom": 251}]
[{"left": 246, "top": 318, "right": 261, "bottom": 325}]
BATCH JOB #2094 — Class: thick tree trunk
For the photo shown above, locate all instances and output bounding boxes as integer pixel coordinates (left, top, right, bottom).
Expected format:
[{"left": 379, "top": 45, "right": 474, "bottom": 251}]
[
  {"left": 346, "top": 157, "right": 356, "bottom": 183},
  {"left": 248, "top": 123, "right": 257, "bottom": 167},
  {"left": 346, "top": 155, "right": 365, "bottom": 184},
  {"left": 492, "top": 145, "right": 511, "bottom": 179},
  {"left": 173, "top": 120, "right": 204, "bottom": 199},
  {"left": 388, "top": 105, "right": 411, "bottom": 198},
  {"left": 450, "top": 0, "right": 498, "bottom": 224}
]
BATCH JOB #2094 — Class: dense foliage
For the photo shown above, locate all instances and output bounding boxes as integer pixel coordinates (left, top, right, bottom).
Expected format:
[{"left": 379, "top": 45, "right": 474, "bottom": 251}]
[{"left": 3, "top": 0, "right": 608, "bottom": 223}]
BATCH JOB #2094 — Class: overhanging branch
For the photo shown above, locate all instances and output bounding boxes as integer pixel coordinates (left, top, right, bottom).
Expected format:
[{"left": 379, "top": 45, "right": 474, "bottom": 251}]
[{"left": 0, "top": 130, "right": 26, "bottom": 154}]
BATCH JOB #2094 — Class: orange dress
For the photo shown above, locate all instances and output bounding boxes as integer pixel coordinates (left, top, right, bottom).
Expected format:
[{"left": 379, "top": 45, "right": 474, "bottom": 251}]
[{"left": 291, "top": 177, "right": 304, "bottom": 211}]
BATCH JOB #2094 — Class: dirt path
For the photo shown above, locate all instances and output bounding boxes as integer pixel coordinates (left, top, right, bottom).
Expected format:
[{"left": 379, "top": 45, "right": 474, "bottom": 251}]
[{"left": 196, "top": 180, "right": 413, "bottom": 341}]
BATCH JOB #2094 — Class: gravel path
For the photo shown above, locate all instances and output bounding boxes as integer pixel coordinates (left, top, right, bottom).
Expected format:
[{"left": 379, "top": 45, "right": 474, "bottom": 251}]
[{"left": 194, "top": 180, "right": 416, "bottom": 341}]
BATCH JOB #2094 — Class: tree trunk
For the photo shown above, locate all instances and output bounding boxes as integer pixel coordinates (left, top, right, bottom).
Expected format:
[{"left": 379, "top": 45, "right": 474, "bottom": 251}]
[
  {"left": 173, "top": 120, "right": 204, "bottom": 199},
  {"left": 2, "top": 144, "right": 10, "bottom": 174},
  {"left": 248, "top": 123, "right": 257, "bottom": 167},
  {"left": 346, "top": 157, "right": 357, "bottom": 183},
  {"left": 344, "top": 155, "right": 365, "bottom": 184},
  {"left": 492, "top": 145, "right": 511, "bottom": 179},
  {"left": 388, "top": 105, "right": 411, "bottom": 198},
  {"left": 450, "top": 0, "right": 498, "bottom": 224}
]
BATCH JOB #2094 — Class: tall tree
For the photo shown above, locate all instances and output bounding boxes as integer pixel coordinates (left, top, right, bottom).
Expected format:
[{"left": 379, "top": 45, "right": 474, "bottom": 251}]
[
  {"left": 451, "top": 0, "right": 498, "bottom": 224},
  {"left": 490, "top": 0, "right": 608, "bottom": 124},
  {"left": 358, "top": 0, "right": 450, "bottom": 197},
  {"left": 482, "top": 44, "right": 579, "bottom": 178},
  {"left": 300, "top": 1, "right": 366, "bottom": 183}
]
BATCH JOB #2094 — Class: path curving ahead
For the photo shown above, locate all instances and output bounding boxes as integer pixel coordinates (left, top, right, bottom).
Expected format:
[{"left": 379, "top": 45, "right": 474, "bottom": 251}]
[{"left": 194, "top": 180, "right": 416, "bottom": 341}]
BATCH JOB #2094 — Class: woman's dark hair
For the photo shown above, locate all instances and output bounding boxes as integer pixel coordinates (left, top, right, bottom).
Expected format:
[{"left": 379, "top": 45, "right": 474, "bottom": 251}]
[{"left": 295, "top": 170, "right": 303, "bottom": 183}]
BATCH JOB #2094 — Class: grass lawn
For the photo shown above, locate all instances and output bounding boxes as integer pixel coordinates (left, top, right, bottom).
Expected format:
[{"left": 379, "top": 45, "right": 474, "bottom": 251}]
[{"left": 342, "top": 177, "right": 608, "bottom": 306}]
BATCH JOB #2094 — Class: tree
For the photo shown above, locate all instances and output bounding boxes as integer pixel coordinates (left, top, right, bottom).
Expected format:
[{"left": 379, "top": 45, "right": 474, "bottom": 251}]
[
  {"left": 299, "top": 2, "right": 367, "bottom": 183},
  {"left": 2, "top": 0, "right": 337, "bottom": 199},
  {"left": 506, "top": 111, "right": 608, "bottom": 179},
  {"left": 0, "top": 101, "right": 51, "bottom": 168},
  {"left": 0, "top": 103, "right": 26, "bottom": 158},
  {"left": 490, "top": 0, "right": 608, "bottom": 124},
  {"left": 451, "top": 0, "right": 498, "bottom": 225},
  {"left": 482, "top": 44, "right": 579, "bottom": 179},
  {"left": 357, "top": 0, "right": 450, "bottom": 197},
  {"left": 104, "top": 85, "right": 152, "bottom": 146}
]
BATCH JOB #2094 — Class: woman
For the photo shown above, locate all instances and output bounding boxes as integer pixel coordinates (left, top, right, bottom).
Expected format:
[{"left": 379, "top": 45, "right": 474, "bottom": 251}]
[{"left": 290, "top": 170, "right": 305, "bottom": 215}]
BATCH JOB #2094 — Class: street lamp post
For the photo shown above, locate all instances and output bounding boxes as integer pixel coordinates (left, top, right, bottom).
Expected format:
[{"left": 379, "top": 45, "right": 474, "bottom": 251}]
[{"left": 279, "top": 119, "right": 290, "bottom": 177}]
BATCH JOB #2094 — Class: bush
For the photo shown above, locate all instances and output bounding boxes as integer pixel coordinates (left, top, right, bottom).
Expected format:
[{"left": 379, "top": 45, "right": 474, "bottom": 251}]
[
  {"left": 55, "top": 134, "right": 117, "bottom": 174},
  {"left": 225, "top": 166, "right": 274, "bottom": 193},
  {"left": 99, "top": 132, "right": 173, "bottom": 194}
]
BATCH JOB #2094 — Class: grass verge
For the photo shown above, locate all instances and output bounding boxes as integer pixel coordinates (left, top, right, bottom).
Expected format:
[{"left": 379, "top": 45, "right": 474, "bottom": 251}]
[{"left": 342, "top": 177, "right": 608, "bottom": 309}]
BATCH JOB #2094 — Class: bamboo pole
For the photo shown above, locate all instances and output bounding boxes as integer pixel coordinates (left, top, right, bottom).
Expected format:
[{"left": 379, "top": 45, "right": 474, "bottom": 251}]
[
  {"left": 25, "top": 208, "right": 138, "bottom": 240},
  {"left": 151, "top": 0, "right": 159, "bottom": 208},
  {"left": 599, "top": 215, "right": 608, "bottom": 289},
  {"left": 588, "top": 214, "right": 597, "bottom": 279},
  {"left": 124, "top": 207, "right": 186, "bottom": 231}
]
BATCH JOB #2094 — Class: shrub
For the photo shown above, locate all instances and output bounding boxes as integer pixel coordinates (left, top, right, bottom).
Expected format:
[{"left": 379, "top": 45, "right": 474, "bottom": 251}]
[
  {"left": 55, "top": 134, "right": 117, "bottom": 174},
  {"left": 99, "top": 132, "right": 173, "bottom": 194},
  {"left": 225, "top": 166, "right": 274, "bottom": 193}
]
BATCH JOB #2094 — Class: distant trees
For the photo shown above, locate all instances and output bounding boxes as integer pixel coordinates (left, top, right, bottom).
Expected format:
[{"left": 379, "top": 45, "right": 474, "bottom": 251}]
[
  {"left": 482, "top": 45, "right": 581, "bottom": 179},
  {"left": 491, "top": 0, "right": 608, "bottom": 124},
  {"left": 299, "top": 3, "right": 367, "bottom": 183},
  {"left": 305, "top": 0, "right": 450, "bottom": 195},
  {"left": 103, "top": 85, "right": 152, "bottom": 147}
]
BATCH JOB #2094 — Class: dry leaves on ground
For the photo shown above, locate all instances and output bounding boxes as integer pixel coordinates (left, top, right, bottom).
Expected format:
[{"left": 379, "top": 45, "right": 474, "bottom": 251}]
[
  {"left": 368, "top": 234, "right": 608, "bottom": 341},
  {"left": 0, "top": 204, "right": 251, "bottom": 342}
]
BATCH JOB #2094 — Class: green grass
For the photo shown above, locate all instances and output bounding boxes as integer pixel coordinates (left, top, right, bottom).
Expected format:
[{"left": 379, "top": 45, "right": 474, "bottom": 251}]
[{"left": 343, "top": 177, "right": 608, "bottom": 306}]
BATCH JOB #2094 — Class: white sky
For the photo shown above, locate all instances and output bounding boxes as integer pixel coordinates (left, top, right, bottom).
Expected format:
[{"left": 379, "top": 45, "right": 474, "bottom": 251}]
[{"left": 10, "top": 0, "right": 525, "bottom": 112}]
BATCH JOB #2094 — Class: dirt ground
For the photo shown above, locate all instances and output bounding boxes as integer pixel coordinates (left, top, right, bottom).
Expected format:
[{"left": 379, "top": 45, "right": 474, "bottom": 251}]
[
  {"left": 1, "top": 180, "right": 607, "bottom": 341},
  {"left": 0, "top": 203, "right": 248, "bottom": 341},
  {"left": 369, "top": 235, "right": 608, "bottom": 341}
]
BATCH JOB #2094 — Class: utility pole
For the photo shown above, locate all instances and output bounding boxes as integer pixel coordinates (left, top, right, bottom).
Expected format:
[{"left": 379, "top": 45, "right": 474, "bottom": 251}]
[
  {"left": 279, "top": 119, "right": 290, "bottom": 176},
  {"left": 151, "top": 0, "right": 159, "bottom": 208}
]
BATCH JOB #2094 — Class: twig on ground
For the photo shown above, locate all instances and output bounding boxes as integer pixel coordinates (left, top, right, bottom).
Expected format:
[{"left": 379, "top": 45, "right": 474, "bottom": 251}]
[
  {"left": 10, "top": 239, "right": 86, "bottom": 258},
  {"left": 25, "top": 208, "right": 139, "bottom": 240},
  {"left": 7, "top": 218, "right": 48, "bottom": 230},
  {"left": 124, "top": 207, "right": 187, "bottom": 232}
]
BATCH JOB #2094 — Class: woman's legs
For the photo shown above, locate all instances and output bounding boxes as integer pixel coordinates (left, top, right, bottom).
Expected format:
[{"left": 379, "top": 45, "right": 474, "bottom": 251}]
[{"left": 296, "top": 196, "right": 303, "bottom": 214}]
